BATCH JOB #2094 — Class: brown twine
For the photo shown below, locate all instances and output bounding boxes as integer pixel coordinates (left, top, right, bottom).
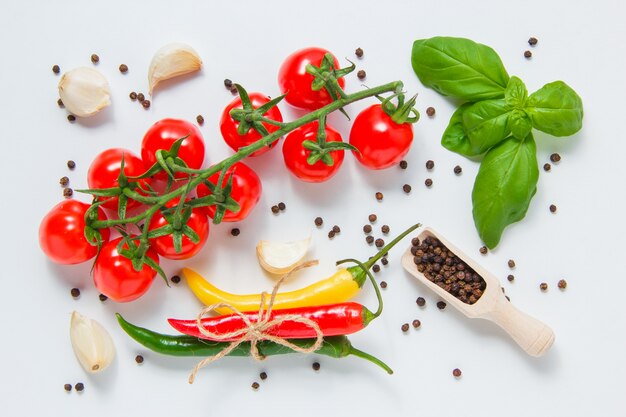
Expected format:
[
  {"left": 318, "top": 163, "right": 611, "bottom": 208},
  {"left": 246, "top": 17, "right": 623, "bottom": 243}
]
[{"left": 188, "top": 260, "right": 322, "bottom": 384}]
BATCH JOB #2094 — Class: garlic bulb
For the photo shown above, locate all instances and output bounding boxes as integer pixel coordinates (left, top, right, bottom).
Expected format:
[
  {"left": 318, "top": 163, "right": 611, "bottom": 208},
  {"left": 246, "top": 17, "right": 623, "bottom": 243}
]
[
  {"left": 70, "top": 311, "right": 115, "bottom": 373},
  {"left": 58, "top": 67, "right": 111, "bottom": 117},
  {"left": 256, "top": 235, "right": 311, "bottom": 275},
  {"left": 148, "top": 43, "right": 202, "bottom": 94}
]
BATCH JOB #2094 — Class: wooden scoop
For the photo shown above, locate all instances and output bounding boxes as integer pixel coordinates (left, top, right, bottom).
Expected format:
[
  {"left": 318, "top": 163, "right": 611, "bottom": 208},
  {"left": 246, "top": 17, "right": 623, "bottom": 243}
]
[{"left": 401, "top": 227, "right": 555, "bottom": 357}]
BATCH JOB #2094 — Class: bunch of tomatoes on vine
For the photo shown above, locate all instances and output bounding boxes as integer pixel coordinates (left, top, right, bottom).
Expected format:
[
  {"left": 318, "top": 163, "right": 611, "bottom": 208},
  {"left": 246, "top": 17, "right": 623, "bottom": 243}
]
[{"left": 39, "top": 46, "right": 420, "bottom": 303}]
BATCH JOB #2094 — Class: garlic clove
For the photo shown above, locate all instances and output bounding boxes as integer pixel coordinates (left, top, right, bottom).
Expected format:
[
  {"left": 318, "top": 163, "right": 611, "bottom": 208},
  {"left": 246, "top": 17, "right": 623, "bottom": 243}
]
[
  {"left": 148, "top": 43, "right": 202, "bottom": 94},
  {"left": 70, "top": 311, "right": 115, "bottom": 373},
  {"left": 256, "top": 235, "right": 311, "bottom": 275},
  {"left": 58, "top": 67, "right": 111, "bottom": 117}
]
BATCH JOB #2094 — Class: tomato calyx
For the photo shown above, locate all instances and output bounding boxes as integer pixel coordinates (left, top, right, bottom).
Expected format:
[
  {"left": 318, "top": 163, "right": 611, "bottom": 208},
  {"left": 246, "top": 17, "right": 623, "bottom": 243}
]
[
  {"left": 194, "top": 170, "right": 241, "bottom": 224},
  {"left": 117, "top": 231, "right": 168, "bottom": 285},
  {"left": 302, "top": 116, "right": 357, "bottom": 166},
  {"left": 377, "top": 92, "right": 420, "bottom": 125},
  {"left": 306, "top": 54, "right": 355, "bottom": 118},
  {"left": 228, "top": 84, "right": 286, "bottom": 141},
  {"left": 146, "top": 199, "right": 201, "bottom": 255}
]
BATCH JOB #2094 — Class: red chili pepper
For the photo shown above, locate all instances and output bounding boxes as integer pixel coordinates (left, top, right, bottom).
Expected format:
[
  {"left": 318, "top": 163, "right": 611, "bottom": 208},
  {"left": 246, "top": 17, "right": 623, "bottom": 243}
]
[{"left": 168, "top": 302, "right": 375, "bottom": 341}]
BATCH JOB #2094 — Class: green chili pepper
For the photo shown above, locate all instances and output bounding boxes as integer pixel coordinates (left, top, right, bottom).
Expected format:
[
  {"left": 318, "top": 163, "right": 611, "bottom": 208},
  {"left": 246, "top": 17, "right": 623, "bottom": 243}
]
[{"left": 116, "top": 313, "right": 393, "bottom": 374}]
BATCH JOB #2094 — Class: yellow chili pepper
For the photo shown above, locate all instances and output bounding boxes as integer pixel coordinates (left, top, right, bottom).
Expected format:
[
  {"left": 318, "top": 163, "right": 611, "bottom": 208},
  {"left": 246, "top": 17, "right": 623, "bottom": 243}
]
[{"left": 183, "top": 223, "right": 420, "bottom": 313}]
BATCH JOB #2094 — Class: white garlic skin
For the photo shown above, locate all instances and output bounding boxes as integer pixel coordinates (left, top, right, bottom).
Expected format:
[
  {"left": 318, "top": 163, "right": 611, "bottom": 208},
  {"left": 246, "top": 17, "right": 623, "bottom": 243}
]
[
  {"left": 70, "top": 311, "right": 115, "bottom": 373},
  {"left": 58, "top": 67, "right": 111, "bottom": 117}
]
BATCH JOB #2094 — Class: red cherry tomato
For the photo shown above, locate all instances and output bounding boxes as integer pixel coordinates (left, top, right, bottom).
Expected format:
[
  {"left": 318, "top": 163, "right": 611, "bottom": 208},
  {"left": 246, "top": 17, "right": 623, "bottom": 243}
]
[
  {"left": 87, "top": 148, "right": 150, "bottom": 210},
  {"left": 282, "top": 122, "right": 345, "bottom": 183},
  {"left": 220, "top": 93, "right": 284, "bottom": 157},
  {"left": 196, "top": 162, "right": 262, "bottom": 222},
  {"left": 148, "top": 199, "right": 210, "bottom": 260},
  {"left": 141, "top": 118, "right": 205, "bottom": 180},
  {"left": 278, "top": 47, "right": 345, "bottom": 110},
  {"left": 349, "top": 104, "right": 414, "bottom": 169},
  {"left": 39, "top": 200, "right": 110, "bottom": 264},
  {"left": 93, "top": 237, "right": 159, "bottom": 302}
]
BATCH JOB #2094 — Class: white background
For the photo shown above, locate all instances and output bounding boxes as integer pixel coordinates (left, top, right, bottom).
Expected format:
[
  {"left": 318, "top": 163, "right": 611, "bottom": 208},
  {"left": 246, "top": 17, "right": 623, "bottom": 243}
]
[{"left": 1, "top": 0, "right": 624, "bottom": 416}]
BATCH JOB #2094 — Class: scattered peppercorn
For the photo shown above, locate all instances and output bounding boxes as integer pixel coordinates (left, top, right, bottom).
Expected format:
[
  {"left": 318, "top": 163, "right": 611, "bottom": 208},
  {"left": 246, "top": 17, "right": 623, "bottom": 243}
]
[
  {"left": 52, "top": 65, "right": 60, "bottom": 74},
  {"left": 426, "top": 160, "right": 434, "bottom": 170},
  {"left": 549, "top": 204, "right": 557, "bottom": 213},
  {"left": 366, "top": 235, "right": 374, "bottom": 244},
  {"left": 142, "top": 100, "right": 151, "bottom": 109},
  {"left": 375, "top": 238, "right": 384, "bottom": 248},
  {"left": 60, "top": 176, "right": 70, "bottom": 187},
  {"left": 70, "top": 288, "right": 80, "bottom": 298},
  {"left": 508, "top": 259, "right": 516, "bottom": 268},
  {"left": 543, "top": 163, "right": 551, "bottom": 172},
  {"left": 332, "top": 225, "right": 340, "bottom": 233},
  {"left": 314, "top": 217, "right": 323, "bottom": 227},
  {"left": 401, "top": 184, "right": 411, "bottom": 194},
  {"left": 550, "top": 153, "right": 561, "bottom": 163},
  {"left": 381, "top": 257, "right": 388, "bottom": 266},
  {"left": 355, "top": 47, "right": 363, "bottom": 58},
  {"left": 312, "top": 362, "right": 320, "bottom": 371},
  {"left": 170, "top": 275, "right": 181, "bottom": 284},
  {"left": 540, "top": 282, "right": 548, "bottom": 291},
  {"left": 251, "top": 382, "right": 260, "bottom": 390},
  {"left": 57, "top": 98, "right": 64, "bottom": 107},
  {"left": 425, "top": 178, "right": 433, "bottom": 187},
  {"left": 401, "top": 323, "right": 410, "bottom": 332},
  {"left": 119, "top": 64, "right": 128, "bottom": 73},
  {"left": 99, "top": 294, "right": 108, "bottom": 302},
  {"left": 271, "top": 205, "right": 280, "bottom": 214},
  {"left": 224, "top": 79, "right": 233, "bottom": 89},
  {"left": 363, "top": 224, "right": 372, "bottom": 234},
  {"left": 328, "top": 230, "right": 335, "bottom": 239},
  {"left": 75, "top": 382, "right": 84, "bottom": 392},
  {"left": 196, "top": 115, "right": 204, "bottom": 125},
  {"left": 416, "top": 297, "right": 426, "bottom": 307},
  {"left": 381, "top": 225, "right": 390, "bottom": 234},
  {"left": 67, "top": 160, "right": 76, "bottom": 170},
  {"left": 426, "top": 107, "right": 435, "bottom": 117},
  {"left": 524, "top": 50, "right": 532, "bottom": 58},
  {"left": 479, "top": 246, "right": 488, "bottom": 255},
  {"left": 90, "top": 54, "right": 99, "bottom": 64},
  {"left": 454, "top": 165, "right": 462, "bottom": 175},
  {"left": 412, "top": 319, "right": 421, "bottom": 328},
  {"left": 368, "top": 214, "right": 377, "bottom": 223},
  {"left": 452, "top": 368, "right": 462, "bottom": 378},
  {"left": 64, "top": 383, "right": 72, "bottom": 392},
  {"left": 137, "top": 93, "right": 145, "bottom": 102},
  {"left": 399, "top": 160, "right": 408, "bottom": 169},
  {"left": 260, "top": 371, "right": 267, "bottom": 380},
  {"left": 231, "top": 228, "right": 241, "bottom": 237},
  {"left": 63, "top": 188, "right": 73, "bottom": 198},
  {"left": 558, "top": 279, "right": 567, "bottom": 289},
  {"left": 129, "top": 91, "right": 137, "bottom": 100},
  {"left": 375, "top": 192, "right": 383, "bottom": 201},
  {"left": 528, "top": 37, "right": 538, "bottom": 46},
  {"left": 357, "top": 69, "right": 366, "bottom": 80},
  {"left": 135, "top": 355, "right": 144, "bottom": 364},
  {"left": 437, "top": 301, "right": 447, "bottom": 310},
  {"left": 507, "top": 274, "right": 515, "bottom": 282},
  {"left": 67, "top": 115, "right": 76, "bottom": 122},
  {"left": 411, "top": 237, "right": 420, "bottom": 246},
  {"left": 372, "top": 264, "right": 381, "bottom": 273}
]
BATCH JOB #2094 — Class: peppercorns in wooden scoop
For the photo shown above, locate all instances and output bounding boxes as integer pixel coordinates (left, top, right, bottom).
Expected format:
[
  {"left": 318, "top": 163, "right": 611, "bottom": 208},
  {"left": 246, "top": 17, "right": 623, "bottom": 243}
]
[{"left": 401, "top": 227, "right": 555, "bottom": 357}]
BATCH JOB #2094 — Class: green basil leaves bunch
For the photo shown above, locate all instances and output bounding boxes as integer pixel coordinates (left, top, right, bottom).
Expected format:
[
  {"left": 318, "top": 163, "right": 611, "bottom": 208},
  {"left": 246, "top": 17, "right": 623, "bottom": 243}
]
[{"left": 411, "top": 37, "right": 583, "bottom": 248}]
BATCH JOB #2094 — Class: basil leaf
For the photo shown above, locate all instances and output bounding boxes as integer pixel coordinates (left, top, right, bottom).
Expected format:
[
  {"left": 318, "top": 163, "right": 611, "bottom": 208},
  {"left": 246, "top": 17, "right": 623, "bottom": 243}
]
[
  {"left": 504, "top": 76, "right": 528, "bottom": 108},
  {"left": 411, "top": 37, "right": 510, "bottom": 101},
  {"left": 463, "top": 99, "right": 511, "bottom": 154},
  {"left": 509, "top": 109, "right": 532, "bottom": 139},
  {"left": 526, "top": 81, "right": 583, "bottom": 136},
  {"left": 441, "top": 103, "right": 476, "bottom": 156},
  {"left": 472, "top": 134, "right": 539, "bottom": 249}
]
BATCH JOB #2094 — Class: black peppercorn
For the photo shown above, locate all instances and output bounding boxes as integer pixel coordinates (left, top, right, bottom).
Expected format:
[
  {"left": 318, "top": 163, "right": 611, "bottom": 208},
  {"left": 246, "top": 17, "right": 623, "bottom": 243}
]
[
  {"left": 170, "top": 275, "right": 181, "bottom": 284},
  {"left": 60, "top": 176, "right": 70, "bottom": 187},
  {"left": 366, "top": 235, "right": 374, "bottom": 244},
  {"left": 314, "top": 217, "right": 323, "bottom": 226},
  {"left": 375, "top": 238, "right": 384, "bottom": 248},
  {"left": 425, "top": 178, "right": 433, "bottom": 187},
  {"left": 135, "top": 355, "right": 144, "bottom": 364},
  {"left": 402, "top": 184, "right": 412, "bottom": 194},
  {"left": 119, "top": 64, "right": 128, "bottom": 73},
  {"left": 90, "top": 54, "right": 99, "bottom": 64},
  {"left": 528, "top": 37, "right": 538, "bottom": 46},
  {"left": 75, "top": 382, "right": 85, "bottom": 392},
  {"left": 381, "top": 225, "right": 390, "bottom": 234},
  {"left": 543, "top": 163, "right": 551, "bottom": 172},
  {"left": 67, "top": 115, "right": 76, "bottom": 122},
  {"left": 64, "top": 383, "right": 72, "bottom": 392},
  {"left": 452, "top": 368, "right": 462, "bottom": 378},
  {"left": 381, "top": 257, "right": 388, "bottom": 266},
  {"left": 137, "top": 93, "right": 145, "bottom": 102},
  {"left": 52, "top": 65, "right": 61, "bottom": 74},
  {"left": 196, "top": 115, "right": 204, "bottom": 125},
  {"left": 260, "top": 371, "right": 267, "bottom": 380},
  {"left": 328, "top": 230, "right": 335, "bottom": 239},
  {"left": 99, "top": 294, "right": 108, "bottom": 302},
  {"left": 230, "top": 228, "right": 240, "bottom": 236},
  {"left": 70, "top": 288, "right": 80, "bottom": 298},
  {"left": 380, "top": 281, "right": 387, "bottom": 288},
  {"left": 363, "top": 224, "right": 372, "bottom": 234},
  {"left": 251, "top": 382, "right": 260, "bottom": 390},
  {"left": 355, "top": 47, "right": 363, "bottom": 58},
  {"left": 401, "top": 323, "right": 410, "bottom": 332},
  {"left": 436, "top": 301, "right": 446, "bottom": 310},
  {"left": 129, "top": 91, "right": 137, "bottom": 100},
  {"left": 312, "top": 362, "right": 320, "bottom": 371},
  {"left": 412, "top": 319, "right": 421, "bottom": 328},
  {"left": 332, "top": 225, "right": 340, "bottom": 233},
  {"left": 57, "top": 98, "right": 64, "bottom": 107},
  {"left": 368, "top": 214, "right": 377, "bottom": 223},
  {"left": 271, "top": 205, "right": 279, "bottom": 214},
  {"left": 142, "top": 100, "right": 151, "bottom": 109},
  {"left": 426, "top": 107, "right": 435, "bottom": 117},
  {"left": 507, "top": 274, "right": 514, "bottom": 282},
  {"left": 524, "top": 50, "right": 532, "bottom": 58},
  {"left": 540, "top": 282, "right": 548, "bottom": 291},
  {"left": 278, "top": 202, "right": 286, "bottom": 211},
  {"left": 508, "top": 259, "right": 516, "bottom": 268},
  {"left": 375, "top": 191, "right": 383, "bottom": 201},
  {"left": 357, "top": 69, "right": 366, "bottom": 80},
  {"left": 224, "top": 79, "right": 233, "bottom": 89},
  {"left": 479, "top": 246, "right": 488, "bottom": 255},
  {"left": 550, "top": 153, "right": 561, "bottom": 163},
  {"left": 416, "top": 297, "right": 426, "bottom": 307},
  {"left": 426, "top": 160, "right": 434, "bottom": 170},
  {"left": 372, "top": 264, "right": 380, "bottom": 273},
  {"left": 67, "top": 160, "right": 76, "bottom": 170},
  {"left": 399, "top": 160, "right": 408, "bottom": 169},
  {"left": 63, "top": 188, "right": 73, "bottom": 198},
  {"left": 558, "top": 279, "right": 567, "bottom": 289},
  {"left": 549, "top": 204, "right": 557, "bottom": 213},
  {"left": 454, "top": 165, "right": 462, "bottom": 175}
]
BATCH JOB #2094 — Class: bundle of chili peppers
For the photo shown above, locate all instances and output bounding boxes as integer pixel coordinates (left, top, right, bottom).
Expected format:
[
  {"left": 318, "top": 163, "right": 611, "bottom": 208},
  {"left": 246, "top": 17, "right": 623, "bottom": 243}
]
[{"left": 117, "top": 223, "right": 420, "bottom": 381}]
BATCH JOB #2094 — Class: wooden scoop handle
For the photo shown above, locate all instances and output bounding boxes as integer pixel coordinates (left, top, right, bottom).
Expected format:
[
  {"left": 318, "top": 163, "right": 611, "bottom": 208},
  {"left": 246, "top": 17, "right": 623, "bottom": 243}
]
[{"left": 483, "top": 295, "right": 555, "bottom": 357}]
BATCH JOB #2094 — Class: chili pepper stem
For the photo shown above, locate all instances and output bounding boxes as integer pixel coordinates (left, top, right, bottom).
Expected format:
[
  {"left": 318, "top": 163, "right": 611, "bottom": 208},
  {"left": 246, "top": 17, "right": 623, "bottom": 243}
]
[
  {"left": 336, "top": 258, "right": 383, "bottom": 320},
  {"left": 349, "top": 346, "right": 393, "bottom": 374}
]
